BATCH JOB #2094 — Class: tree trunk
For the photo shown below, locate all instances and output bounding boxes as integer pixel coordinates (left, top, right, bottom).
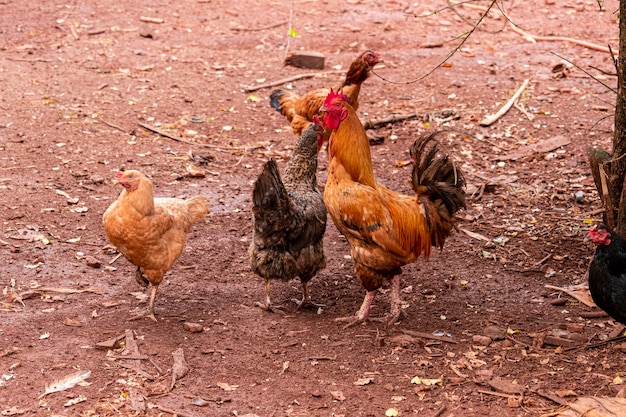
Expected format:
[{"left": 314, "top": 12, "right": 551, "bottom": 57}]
[{"left": 613, "top": 0, "right": 626, "bottom": 235}]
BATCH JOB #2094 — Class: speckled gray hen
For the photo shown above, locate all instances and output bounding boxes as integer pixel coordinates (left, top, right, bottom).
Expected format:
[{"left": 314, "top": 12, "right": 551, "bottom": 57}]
[{"left": 249, "top": 123, "right": 327, "bottom": 312}]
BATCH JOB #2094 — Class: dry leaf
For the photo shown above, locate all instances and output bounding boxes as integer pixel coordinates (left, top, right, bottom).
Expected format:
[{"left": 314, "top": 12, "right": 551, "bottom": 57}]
[
  {"left": 63, "top": 317, "right": 82, "bottom": 327},
  {"left": 330, "top": 391, "right": 345, "bottom": 401}
]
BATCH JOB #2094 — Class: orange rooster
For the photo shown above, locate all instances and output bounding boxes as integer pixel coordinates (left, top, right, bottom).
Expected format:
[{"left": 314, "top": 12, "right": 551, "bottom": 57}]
[
  {"left": 102, "top": 170, "right": 209, "bottom": 321},
  {"left": 270, "top": 50, "right": 382, "bottom": 141},
  {"left": 320, "top": 89, "right": 466, "bottom": 327}
]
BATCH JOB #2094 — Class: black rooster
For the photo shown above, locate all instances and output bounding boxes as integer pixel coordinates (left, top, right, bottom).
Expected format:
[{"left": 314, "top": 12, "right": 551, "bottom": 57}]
[
  {"left": 586, "top": 223, "right": 626, "bottom": 325},
  {"left": 249, "top": 123, "right": 327, "bottom": 312}
]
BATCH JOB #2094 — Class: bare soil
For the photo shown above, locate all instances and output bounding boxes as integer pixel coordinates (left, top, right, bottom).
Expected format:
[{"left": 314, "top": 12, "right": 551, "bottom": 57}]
[{"left": 0, "top": 0, "right": 624, "bottom": 416}]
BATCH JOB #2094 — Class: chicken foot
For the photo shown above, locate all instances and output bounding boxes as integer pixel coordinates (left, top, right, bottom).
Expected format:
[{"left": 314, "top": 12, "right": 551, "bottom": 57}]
[
  {"left": 254, "top": 279, "right": 286, "bottom": 314},
  {"left": 335, "top": 276, "right": 406, "bottom": 329},
  {"left": 334, "top": 289, "right": 378, "bottom": 329},
  {"left": 129, "top": 284, "right": 158, "bottom": 322},
  {"left": 294, "top": 281, "right": 325, "bottom": 310}
]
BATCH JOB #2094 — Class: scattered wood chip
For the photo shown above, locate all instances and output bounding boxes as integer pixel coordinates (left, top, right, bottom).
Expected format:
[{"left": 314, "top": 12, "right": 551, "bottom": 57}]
[
  {"left": 284, "top": 51, "right": 325, "bottom": 69},
  {"left": 140, "top": 16, "right": 164, "bottom": 23},
  {"left": 487, "top": 377, "right": 525, "bottom": 395}
]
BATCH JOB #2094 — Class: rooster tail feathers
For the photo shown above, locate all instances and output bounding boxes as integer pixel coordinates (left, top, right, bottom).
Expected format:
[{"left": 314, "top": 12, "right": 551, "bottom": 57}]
[
  {"left": 186, "top": 196, "right": 210, "bottom": 223},
  {"left": 269, "top": 89, "right": 286, "bottom": 113},
  {"left": 410, "top": 132, "right": 466, "bottom": 217}
]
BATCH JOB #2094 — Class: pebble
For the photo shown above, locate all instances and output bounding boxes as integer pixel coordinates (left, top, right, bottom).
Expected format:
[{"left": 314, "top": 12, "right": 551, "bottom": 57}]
[
  {"left": 183, "top": 322, "right": 204, "bottom": 333},
  {"left": 84, "top": 255, "right": 101, "bottom": 268},
  {"left": 483, "top": 325, "right": 506, "bottom": 341},
  {"left": 473, "top": 335, "right": 492, "bottom": 346}
]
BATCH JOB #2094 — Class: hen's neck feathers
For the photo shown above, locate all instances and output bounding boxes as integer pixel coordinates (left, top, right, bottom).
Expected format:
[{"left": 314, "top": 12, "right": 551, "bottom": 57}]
[
  {"left": 283, "top": 128, "right": 319, "bottom": 188},
  {"left": 121, "top": 177, "right": 155, "bottom": 215},
  {"left": 327, "top": 101, "right": 376, "bottom": 187}
]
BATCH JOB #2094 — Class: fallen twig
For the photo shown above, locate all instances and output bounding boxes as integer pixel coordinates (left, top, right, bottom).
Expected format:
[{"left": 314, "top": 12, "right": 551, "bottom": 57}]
[
  {"left": 400, "top": 329, "right": 457, "bottom": 344},
  {"left": 564, "top": 334, "right": 626, "bottom": 352},
  {"left": 36, "top": 286, "right": 104, "bottom": 294},
  {"left": 450, "top": 0, "right": 613, "bottom": 54},
  {"left": 362, "top": 113, "right": 418, "bottom": 130},
  {"left": 477, "top": 389, "right": 517, "bottom": 399},
  {"left": 4, "top": 57, "right": 53, "bottom": 63},
  {"left": 307, "top": 355, "right": 337, "bottom": 361},
  {"left": 151, "top": 404, "right": 194, "bottom": 417},
  {"left": 243, "top": 69, "right": 344, "bottom": 93},
  {"left": 431, "top": 405, "right": 447, "bottom": 417},
  {"left": 138, "top": 122, "right": 264, "bottom": 152},
  {"left": 579, "top": 311, "right": 609, "bottom": 319},
  {"left": 513, "top": 101, "right": 534, "bottom": 121},
  {"left": 230, "top": 21, "right": 287, "bottom": 32},
  {"left": 480, "top": 79, "right": 530, "bottom": 127},
  {"left": 508, "top": 23, "right": 611, "bottom": 53},
  {"left": 109, "top": 253, "right": 122, "bottom": 265},
  {"left": 100, "top": 119, "right": 127, "bottom": 133}
]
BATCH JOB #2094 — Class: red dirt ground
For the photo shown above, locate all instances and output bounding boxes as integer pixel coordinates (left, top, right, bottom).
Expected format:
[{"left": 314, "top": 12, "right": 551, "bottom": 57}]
[{"left": 1, "top": 0, "right": 624, "bottom": 416}]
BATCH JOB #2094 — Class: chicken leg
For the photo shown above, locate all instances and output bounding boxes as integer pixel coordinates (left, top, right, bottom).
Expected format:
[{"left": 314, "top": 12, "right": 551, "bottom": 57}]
[
  {"left": 129, "top": 284, "right": 158, "bottom": 322},
  {"left": 254, "top": 279, "right": 286, "bottom": 314},
  {"left": 335, "top": 276, "right": 406, "bottom": 328},
  {"left": 334, "top": 289, "right": 378, "bottom": 329},
  {"left": 294, "top": 281, "right": 325, "bottom": 310}
]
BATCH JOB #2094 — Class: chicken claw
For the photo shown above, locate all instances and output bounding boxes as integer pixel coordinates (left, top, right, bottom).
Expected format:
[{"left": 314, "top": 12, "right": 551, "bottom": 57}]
[
  {"left": 128, "top": 285, "right": 159, "bottom": 322},
  {"left": 293, "top": 282, "right": 325, "bottom": 310},
  {"left": 129, "top": 309, "right": 157, "bottom": 322},
  {"left": 255, "top": 280, "right": 286, "bottom": 314}
]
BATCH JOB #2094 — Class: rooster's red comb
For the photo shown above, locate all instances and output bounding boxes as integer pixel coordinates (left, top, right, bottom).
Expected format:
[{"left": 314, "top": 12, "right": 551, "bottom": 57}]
[
  {"left": 323, "top": 88, "right": 348, "bottom": 107},
  {"left": 116, "top": 171, "right": 124, "bottom": 179}
]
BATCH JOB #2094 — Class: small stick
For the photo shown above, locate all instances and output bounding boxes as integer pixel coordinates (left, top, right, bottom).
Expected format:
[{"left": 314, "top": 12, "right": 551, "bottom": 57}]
[
  {"left": 579, "top": 311, "right": 609, "bottom": 319},
  {"left": 100, "top": 119, "right": 127, "bottom": 133},
  {"left": 476, "top": 389, "right": 517, "bottom": 399},
  {"left": 307, "top": 355, "right": 337, "bottom": 361},
  {"left": 480, "top": 79, "right": 530, "bottom": 126},
  {"left": 68, "top": 23, "right": 79, "bottom": 40},
  {"left": 513, "top": 101, "right": 534, "bottom": 121},
  {"left": 432, "top": 405, "right": 447, "bottom": 417},
  {"left": 400, "top": 329, "right": 457, "bottom": 344},
  {"left": 139, "top": 16, "right": 164, "bottom": 24},
  {"left": 109, "top": 253, "right": 122, "bottom": 265},
  {"left": 149, "top": 358, "right": 164, "bottom": 375},
  {"left": 535, "top": 254, "right": 551, "bottom": 266},
  {"left": 5, "top": 57, "right": 53, "bottom": 63},
  {"left": 508, "top": 23, "right": 611, "bottom": 53},
  {"left": 152, "top": 404, "right": 194, "bottom": 417},
  {"left": 362, "top": 113, "right": 418, "bottom": 130},
  {"left": 137, "top": 122, "right": 264, "bottom": 152},
  {"left": 243, "top": 69, "right": 344, "bottom": 92},
  {"left": 230, "top": 21, "right": 287, "bottom": 32}
]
